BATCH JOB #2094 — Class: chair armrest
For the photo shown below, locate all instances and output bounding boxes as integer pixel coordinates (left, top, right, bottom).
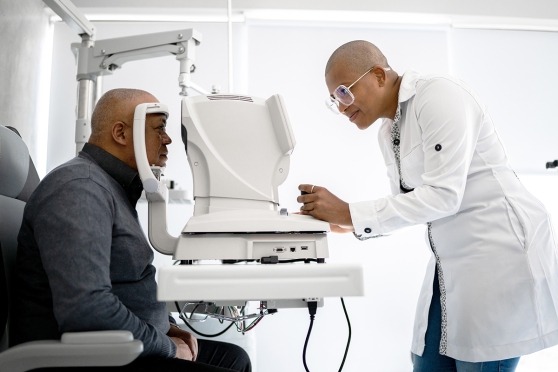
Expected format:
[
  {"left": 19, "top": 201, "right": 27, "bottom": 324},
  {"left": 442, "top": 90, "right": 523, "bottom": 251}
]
[{"left": 0, "top": 330, "right": 143, "bottom": 372}]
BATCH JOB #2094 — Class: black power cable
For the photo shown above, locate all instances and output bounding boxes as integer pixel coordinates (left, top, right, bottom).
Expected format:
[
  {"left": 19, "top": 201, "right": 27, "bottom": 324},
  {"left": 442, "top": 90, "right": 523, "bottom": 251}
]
[
  {"left": 338, "top": 298, "right": 351, "bottom": 371},
  {"left": 174, "top": 301, "right": 235, "bottom": 338},
  {"left": 301, "top": 297, "right": 352, "bottom": 372},
  {"left": 303, "top": 301, "right": 317, "bottom": 372},
  {"left": 181, "top": 315, "right": 235, "bottom": 338}
]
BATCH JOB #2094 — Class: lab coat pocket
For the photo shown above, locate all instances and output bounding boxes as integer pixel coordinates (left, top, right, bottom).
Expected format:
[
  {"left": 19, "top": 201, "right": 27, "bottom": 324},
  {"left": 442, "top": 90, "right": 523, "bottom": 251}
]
[{"left": 504, "top": 196, "right": 527, "bottom": 251}]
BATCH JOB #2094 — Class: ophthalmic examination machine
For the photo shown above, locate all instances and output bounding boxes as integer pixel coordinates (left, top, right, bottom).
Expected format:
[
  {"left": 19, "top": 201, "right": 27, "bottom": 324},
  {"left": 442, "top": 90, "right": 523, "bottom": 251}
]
[{"left": 134, "top": 94, "right": 364, "bottom": 316}]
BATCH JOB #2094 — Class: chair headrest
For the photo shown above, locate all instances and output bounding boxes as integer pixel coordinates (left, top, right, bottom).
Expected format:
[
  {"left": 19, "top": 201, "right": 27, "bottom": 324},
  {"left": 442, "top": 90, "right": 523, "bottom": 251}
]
[{"left": 0, "top": 125, "right": 30, "bottom": 198}]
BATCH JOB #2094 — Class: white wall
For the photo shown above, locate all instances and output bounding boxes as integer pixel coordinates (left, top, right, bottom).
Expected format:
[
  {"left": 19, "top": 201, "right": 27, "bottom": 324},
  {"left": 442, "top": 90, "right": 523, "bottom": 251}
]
[
  {"left": 449, "top": 28, "right": 558, "bottom": 174},
  {"left": 46, "top": 19, "right": 558, "bottom": 372},
  {"left": 47, "top": 23, "right": 80, "bottom": 173},
  {"left": 0, "top": 0, "right": 53, "bottom": 178}
]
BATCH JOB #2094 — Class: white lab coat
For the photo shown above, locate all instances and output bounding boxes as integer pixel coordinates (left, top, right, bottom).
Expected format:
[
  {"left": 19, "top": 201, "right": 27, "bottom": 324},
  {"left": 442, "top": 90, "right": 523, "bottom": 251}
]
[{"left": 349, "top": 70, "right": 558, "bottom": 362}]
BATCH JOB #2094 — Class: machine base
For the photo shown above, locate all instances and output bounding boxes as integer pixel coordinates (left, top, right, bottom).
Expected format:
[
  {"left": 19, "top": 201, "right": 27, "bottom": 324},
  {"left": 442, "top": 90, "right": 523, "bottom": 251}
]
[
  {"left": 157, "top": 263, "right": 364, "bottom": 302},
  {"left": 174, "top": 232, "right": 329, "bottom": 260}
]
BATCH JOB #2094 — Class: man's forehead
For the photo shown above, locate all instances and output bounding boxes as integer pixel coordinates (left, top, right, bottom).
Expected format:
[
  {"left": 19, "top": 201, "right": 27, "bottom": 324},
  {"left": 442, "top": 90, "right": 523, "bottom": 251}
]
[
  {"left": 147, "top": 112, "right": 168, "bottom": 120},
  {"left": 124, "top": 96, "right": 158, "bottom": 111}
]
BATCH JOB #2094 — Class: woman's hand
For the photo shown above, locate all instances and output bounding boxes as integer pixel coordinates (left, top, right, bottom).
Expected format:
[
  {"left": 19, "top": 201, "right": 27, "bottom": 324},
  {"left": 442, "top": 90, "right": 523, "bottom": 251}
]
[
  {"left": 329, "top": 223, "right": 355, "bottom": 234},
  {"left": 297, "top": 184, "right": 353, "bottom": 228}
]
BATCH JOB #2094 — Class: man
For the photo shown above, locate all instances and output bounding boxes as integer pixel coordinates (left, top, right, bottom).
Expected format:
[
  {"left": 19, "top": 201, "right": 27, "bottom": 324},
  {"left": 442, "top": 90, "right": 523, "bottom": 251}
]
[
  {"left": 11, "top": 88, "right": 251, "bottom": 372},
  {"left": 298, "top": 41, "right": 558, "bottom": 371}
]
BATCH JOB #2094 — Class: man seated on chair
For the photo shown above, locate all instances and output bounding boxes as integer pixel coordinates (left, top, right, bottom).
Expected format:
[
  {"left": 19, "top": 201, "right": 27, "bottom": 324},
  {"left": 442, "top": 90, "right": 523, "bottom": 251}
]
[{"left": 10, "top": 88, "right": 251, "bottom": 372}]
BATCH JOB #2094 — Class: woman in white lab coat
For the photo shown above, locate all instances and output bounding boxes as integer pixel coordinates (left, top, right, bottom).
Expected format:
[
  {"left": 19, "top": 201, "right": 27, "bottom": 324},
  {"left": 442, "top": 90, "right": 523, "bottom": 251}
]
[{"left": 298, "top": 40, "right": 558, "bottom": 372}]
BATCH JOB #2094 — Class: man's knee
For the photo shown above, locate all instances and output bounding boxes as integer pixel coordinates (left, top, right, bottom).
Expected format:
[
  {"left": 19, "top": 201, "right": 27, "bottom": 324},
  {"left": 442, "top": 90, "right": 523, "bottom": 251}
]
[
  {"left": 228, "top": 344, "right": 250, "bottom": 372},
  {"left": 197, "top": 339, "right": 251, "bottom": 372},
  {"left": 222, "top": 342, "right": 251, "bottom": 372}
]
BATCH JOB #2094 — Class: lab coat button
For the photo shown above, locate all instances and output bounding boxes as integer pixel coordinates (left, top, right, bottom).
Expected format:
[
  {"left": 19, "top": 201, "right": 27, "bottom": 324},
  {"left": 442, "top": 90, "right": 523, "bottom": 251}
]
[
  {"left": 435, "top": 144, "right": 442, "bottom": 151},
  {"left": 364, "top": 227, "right": 372, "bottom": 233},
  {"left": 393, "top": 139, "right": 400, "bottom": 146}
]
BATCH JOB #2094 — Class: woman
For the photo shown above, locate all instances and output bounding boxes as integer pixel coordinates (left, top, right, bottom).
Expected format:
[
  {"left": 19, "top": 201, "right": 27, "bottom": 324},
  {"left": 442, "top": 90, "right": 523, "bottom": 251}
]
[{"left": 298, "top": 40, "right": 558, "bottom": 372}]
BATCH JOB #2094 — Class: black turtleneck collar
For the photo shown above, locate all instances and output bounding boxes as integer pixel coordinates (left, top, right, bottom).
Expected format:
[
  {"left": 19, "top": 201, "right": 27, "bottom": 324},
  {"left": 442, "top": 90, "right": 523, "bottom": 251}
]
[{"left": 81, "top": 143, "right": 143, "bottom": 208}]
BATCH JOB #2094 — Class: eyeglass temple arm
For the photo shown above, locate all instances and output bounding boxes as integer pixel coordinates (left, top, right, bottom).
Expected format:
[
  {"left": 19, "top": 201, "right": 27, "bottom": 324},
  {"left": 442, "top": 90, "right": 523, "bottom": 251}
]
[{"left": 348, "top": 66, "right": 391, "bottom": 89}]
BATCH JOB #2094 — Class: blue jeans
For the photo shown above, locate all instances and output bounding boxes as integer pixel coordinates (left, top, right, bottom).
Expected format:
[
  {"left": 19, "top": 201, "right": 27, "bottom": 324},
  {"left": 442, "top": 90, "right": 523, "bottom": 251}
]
[{"left": 412, "top": 268, "right": 520, "bottom": 372}]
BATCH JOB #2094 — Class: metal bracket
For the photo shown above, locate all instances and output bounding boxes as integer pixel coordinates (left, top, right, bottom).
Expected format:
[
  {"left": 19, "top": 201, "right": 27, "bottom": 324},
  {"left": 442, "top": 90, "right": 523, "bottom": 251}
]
[{"left": 71, "top": 29, "right": 202, "bottom": 85}]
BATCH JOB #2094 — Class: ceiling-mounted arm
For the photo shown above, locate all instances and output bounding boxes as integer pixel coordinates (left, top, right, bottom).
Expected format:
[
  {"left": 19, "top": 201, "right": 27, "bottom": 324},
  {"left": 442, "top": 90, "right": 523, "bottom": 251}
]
[
  {"left": 44, "top": 0, "right": 212, "bottom": 155},
  {"left": 68, "top": 29, "right": 208, "bottom": 155},
  {"left": 43, "top": 0, "right": 95, "bottom": 38},
  {"left": 71, "top": 29, "right": 202, "bottom": 84}
]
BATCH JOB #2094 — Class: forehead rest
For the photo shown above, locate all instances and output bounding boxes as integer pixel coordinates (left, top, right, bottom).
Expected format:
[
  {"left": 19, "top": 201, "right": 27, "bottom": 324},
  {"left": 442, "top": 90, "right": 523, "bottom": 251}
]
[{"left": 0, "top": 125, "right": 30, "bottom": 198}]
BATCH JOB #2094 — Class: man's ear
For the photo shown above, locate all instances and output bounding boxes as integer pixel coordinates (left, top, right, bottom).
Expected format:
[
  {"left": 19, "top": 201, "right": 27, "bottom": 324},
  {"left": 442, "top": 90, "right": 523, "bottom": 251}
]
[{"left": 111, "top": 121, "right": 128, "bottom": 146}]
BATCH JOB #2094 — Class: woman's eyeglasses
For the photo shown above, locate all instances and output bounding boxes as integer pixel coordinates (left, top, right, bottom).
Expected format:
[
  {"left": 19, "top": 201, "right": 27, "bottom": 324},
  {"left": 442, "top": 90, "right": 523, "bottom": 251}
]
[{"left": 325, "top": 66, "right": 391, "bottom": 114}]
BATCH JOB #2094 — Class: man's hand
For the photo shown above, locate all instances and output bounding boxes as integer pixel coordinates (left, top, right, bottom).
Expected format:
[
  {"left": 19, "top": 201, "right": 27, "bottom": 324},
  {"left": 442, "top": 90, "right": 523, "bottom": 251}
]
[
  {"left": 168, "top": 325, "right": 198, "bottom": 361},
  {"left": 297, "top": 184, "right": 354, "bottom": 228},
  {"left": 170, "top": 336, "right": 194, "bottom": 361}
]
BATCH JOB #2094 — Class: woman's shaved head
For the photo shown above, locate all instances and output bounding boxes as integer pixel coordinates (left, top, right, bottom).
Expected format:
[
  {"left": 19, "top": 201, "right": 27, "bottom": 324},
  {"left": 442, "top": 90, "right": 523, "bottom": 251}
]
[
  {"left": 324, "top": 40, "right": 401, "bottom": 130},
  {"left": 325, "top": 40, "right": 388, "bottom": 76}
]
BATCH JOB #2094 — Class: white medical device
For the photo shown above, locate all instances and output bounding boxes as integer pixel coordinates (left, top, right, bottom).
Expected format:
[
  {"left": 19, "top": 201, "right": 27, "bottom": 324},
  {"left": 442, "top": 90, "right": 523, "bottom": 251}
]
[
  {"left": 135, "top": 95, "right": 331, "bottom": 260},
  {"left": 176, "top": 94, "right": 330, "bottom": 261},
  {"left": 133, "top": 96, "right": 363, "bottom": 306}
]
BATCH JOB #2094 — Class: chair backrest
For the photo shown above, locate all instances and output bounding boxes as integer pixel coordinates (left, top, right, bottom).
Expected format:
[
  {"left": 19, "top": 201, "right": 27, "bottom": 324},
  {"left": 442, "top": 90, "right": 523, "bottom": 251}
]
[{"left": 0, "top": 125, "right": 40, "bottom": 351}]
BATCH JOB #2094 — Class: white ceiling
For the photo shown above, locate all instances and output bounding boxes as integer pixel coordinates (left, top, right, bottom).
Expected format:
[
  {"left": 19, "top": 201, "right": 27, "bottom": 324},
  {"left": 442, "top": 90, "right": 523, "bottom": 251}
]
[
  {"left": 70, "top": 0, "right": 558, "bottom": 32},
  {"left": 72, "top": 0, "right": 558, "bottom": 20}
]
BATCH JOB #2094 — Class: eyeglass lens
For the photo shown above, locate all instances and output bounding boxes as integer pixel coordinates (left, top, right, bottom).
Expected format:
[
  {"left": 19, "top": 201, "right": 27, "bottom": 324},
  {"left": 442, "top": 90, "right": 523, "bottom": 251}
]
[
  {"left": 325, "top": 97, "right": 340, "bottom": 113},
  {"left": 334, "top": 85, "right": 354, "bottom": 106}
]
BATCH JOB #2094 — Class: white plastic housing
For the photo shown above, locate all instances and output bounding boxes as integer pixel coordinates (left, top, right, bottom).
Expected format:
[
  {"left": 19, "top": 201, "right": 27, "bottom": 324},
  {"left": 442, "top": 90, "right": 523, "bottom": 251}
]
[
  {"left": 182, "top": 210, "right": 329, "bottom": 234},
  {"left": 182, "top": 94, "right": 296, "bottom": 216},
  {"left": 133, "top": 102, "right": 169, "bottom": 193},
  {"left": 133, "top": 102, "right": 178, "bottom": 255},
  {"left": 157, "top": 263, "right": 364, "bottom": 302},
  {"left": 174, "top": 232, "right": 329, "bottom": 261}
]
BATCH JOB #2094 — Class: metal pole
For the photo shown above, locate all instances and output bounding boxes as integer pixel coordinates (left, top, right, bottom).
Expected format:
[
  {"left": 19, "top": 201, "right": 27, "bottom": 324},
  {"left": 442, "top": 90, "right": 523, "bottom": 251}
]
[
  {"left": 95, "top": 75, "right": 103, "bottom": 106},
  {"left": 227, "top": 0, "right": 233, "bottom": 93},
  {"left": 75, "top": 79, "right": 95, "bottom": 154},
  {"left": 75, "top": 35, "right": 96, "bottom": 155}
]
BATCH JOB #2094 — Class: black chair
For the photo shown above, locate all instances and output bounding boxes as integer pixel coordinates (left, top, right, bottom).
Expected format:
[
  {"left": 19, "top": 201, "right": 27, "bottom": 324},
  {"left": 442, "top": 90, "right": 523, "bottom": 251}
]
[{"left": 0, "top": 125, "right": 142, "bottom": 372}]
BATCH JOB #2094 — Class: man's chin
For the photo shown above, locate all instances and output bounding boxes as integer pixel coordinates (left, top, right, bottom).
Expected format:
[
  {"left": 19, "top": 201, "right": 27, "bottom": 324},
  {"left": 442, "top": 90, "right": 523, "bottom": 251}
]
[{"left": 149, "top": 160, "right": 167, "bottom": 168}]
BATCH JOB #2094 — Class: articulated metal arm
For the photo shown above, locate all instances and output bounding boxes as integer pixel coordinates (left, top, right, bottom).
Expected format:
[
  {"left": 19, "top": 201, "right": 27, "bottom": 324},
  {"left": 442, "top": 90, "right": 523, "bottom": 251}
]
[
  {"left": 71, "top": 29, "right": 202, "bottom": 88},
  {"left": 44, "top": 1, "right": 211, "bottom": 154},
  {"left": 68, "top": 29, "right": 206, "bottom": 153}
]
